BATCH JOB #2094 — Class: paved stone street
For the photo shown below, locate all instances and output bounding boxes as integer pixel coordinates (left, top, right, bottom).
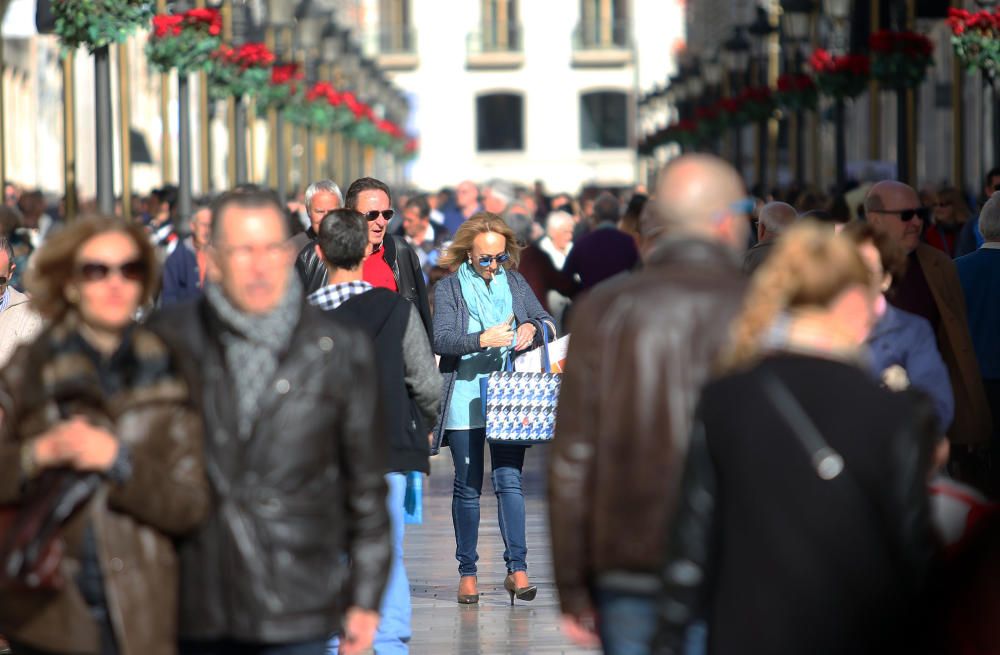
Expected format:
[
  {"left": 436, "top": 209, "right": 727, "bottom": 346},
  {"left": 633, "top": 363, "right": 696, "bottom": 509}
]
[{"left": 405, "top": 446, "right": 600, "bottom": 655}]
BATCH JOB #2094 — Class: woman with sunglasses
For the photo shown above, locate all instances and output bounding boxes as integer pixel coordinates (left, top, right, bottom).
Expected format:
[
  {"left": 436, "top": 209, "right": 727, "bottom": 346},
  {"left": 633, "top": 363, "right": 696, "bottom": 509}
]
[
  {"left": 0, "top": 216, "right": 209, "bottom": 655},
  {"left": 432, "top": 212, "right": 555, "bottom": 606},
  {"left": 926, "top": 187, "right": 972, "bottom": 257}
]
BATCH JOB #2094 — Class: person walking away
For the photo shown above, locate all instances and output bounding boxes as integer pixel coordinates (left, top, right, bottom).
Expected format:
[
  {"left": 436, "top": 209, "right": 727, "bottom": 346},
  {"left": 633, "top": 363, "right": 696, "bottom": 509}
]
[
  {"left": 432, "top": 212, "right": 554, "bottom": 606},
  {"left": 0, "top": 216, "right": 209, "bottom": 655},
  {"left": 742, "top": 201, "right": 797, "bottom": 275},
  {"left": 653, "top": 223, "right": 937, "bottom": 655},
  {"left": 308, "top": 208, "right": 442, "bottom": 654},
  {"left": 150, "top": 189, "right": 390, "bottom": 655},
  {"left": 549, "top": 154, "right": 750, "bottom": 655}
]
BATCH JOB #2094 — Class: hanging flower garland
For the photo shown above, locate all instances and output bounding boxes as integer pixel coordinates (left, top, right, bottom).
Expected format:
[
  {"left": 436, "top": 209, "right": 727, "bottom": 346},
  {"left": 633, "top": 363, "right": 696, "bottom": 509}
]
[
  {"left": 257, "top": 63, "right": 304, "bottom": 111},
  {"left": 54, "top": 0, "right": 153, "bottom": 52},
  {"left": 736, "top": 86, "right": 775, "bottom": 123},
  {"left": 662, "top": 119, "right": 700, "bottom": 149},
  {"left": 774, "top": 73, "right": 818, "bottom": 111},
  {"left": 207, "top": 43, "right": 275, "bottom": 99},
  {"left": 808, "top": 49, "right": 871, "bottom": 99},
  {"left": 948, "top": 7, "right": 1000, "bottom": 82},
  {"left": 869, "top": 30, "right": 934, "bottom": 90},
  {"left": 694, "top": 104, "right": 723, "bottom": 141},
  {"left": 146, "top": 7, "right": 222, "bottom": 75},
  {"left": 401, "top": 137, "right": 420, "bottom": 162}
]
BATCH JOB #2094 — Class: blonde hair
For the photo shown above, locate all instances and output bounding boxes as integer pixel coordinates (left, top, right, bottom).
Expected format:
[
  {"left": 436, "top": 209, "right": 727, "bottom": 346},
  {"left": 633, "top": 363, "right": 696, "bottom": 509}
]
[
  {"left": 725, "top": 222, "right": 871, "bottom": 369},
  {"left": 439, "top": 211, "right": 522, "bottom": 271}
]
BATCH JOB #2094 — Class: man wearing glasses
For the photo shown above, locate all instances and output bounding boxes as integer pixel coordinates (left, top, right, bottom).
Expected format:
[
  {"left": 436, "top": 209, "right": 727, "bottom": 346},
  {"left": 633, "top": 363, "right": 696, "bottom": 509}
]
[
  {"left": 865, "top": 181, "right": 992, "bottom": 448},
  {"left": 0, "top": 235, "right": 42, "bottom": 367}
]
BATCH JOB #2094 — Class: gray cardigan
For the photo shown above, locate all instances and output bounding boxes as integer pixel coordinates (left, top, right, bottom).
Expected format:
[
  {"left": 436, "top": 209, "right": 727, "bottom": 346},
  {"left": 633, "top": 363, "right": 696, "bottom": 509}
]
[{"left": 431, "top": 269, "right": 555, "bottom": 454}]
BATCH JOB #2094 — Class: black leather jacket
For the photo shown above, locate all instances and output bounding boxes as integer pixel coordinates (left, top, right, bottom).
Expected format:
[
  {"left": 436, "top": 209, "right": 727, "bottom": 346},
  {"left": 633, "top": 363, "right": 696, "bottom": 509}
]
[
  {"left": 296, "top": 233, "right": 432, "bottom": 338},
  {"left": 149, "top": 298, "right": 390, "bottom": 644}
]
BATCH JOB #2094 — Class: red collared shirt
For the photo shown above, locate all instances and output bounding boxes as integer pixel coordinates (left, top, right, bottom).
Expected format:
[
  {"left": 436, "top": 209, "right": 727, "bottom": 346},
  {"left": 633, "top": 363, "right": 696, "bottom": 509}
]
[{"left": 363, "top": 242, "right": 398, "bottom": 291}]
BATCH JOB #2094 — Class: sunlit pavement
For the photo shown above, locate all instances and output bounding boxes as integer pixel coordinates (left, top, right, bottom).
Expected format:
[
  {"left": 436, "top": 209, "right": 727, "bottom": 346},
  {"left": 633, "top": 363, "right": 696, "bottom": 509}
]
[{"left": 405, "top": 446, "right": 600, "bottom": 655}]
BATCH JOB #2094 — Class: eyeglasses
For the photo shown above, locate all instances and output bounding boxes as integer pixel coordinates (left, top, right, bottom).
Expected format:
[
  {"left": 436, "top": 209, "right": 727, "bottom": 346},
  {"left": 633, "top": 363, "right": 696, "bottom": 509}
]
[
  {"left": 364, "top": 209, "right": 395, "bottom": 222},
  {"left": 477, "top": 253, "right": 510, "bottom": 267},
  {"left": 77, "top": 259, "right": 146, "bottom": 282},
  {"left": 875, "top": 207, "right": 930, "bottom": 223}
]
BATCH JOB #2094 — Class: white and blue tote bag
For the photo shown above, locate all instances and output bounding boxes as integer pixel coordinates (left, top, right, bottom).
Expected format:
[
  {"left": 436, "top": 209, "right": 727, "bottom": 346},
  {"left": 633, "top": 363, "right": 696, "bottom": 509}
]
[{"left": 479, "top": 322, "right": 561, "bottom": 445}]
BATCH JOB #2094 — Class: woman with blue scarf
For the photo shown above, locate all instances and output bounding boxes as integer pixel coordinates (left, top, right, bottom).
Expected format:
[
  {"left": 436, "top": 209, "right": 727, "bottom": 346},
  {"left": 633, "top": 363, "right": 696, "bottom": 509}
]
[{"left": 432, "top": 212, "right": 555, "bottom": 606}]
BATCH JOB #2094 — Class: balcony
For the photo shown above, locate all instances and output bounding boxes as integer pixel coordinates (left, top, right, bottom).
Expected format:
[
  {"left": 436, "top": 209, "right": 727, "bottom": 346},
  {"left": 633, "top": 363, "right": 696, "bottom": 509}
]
[
  {"left": 572, "top": 19, "right": 633, "bottom": 67},
  {"left": 368, "top": 25, "right": 419, "bottom": 71},
  {"left": 466, "top": 23, "right": 524, "bottom": 69}
]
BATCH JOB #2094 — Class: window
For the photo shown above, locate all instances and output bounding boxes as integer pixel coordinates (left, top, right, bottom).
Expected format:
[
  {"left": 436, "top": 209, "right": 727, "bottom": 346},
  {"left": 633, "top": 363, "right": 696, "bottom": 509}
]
[
  {"left": 477, "top": 93, "right": 524, "bottom": 152},
  {"left": 482, "top": 0, "right": 520, "bottom": 51},
  {"left": 379, "top": 0, "right": 413, "bottom": 53},
  {"left": 579, "top": 0, "right": 629, "bottom": 48},
  {"left": 580, "top": 91, "right": 628, "bottom": 149}
]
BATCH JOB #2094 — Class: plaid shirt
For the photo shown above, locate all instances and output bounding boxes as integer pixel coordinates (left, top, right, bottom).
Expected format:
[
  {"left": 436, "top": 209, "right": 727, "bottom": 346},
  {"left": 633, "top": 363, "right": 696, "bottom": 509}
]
[
  {"left": 306, "top": 280, "right": 374, "bottom": 311},
  {"left": 0, "top": 287, "right": 9, "bottom": 313}
]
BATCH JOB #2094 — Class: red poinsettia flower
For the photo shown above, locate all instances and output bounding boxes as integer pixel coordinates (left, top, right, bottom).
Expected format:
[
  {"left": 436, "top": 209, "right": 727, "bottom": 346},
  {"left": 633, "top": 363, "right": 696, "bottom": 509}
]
[
  {"left": 777, "top": 73, "right": 815, "bottom": 93},
  {"left": 342, "top": 91, "right": 364, "bottom": 118},
  {"left": 271, "top": 63, "right": 302, "bottom": 86},
  {"left": 152, "top": 14, "right": 184, "bottom": 38},
  {"left": 404, "top": 137, "right": 419, "bottom": 153},
  {"left": 184, "top": 8, "right": 222, "bottom": 35},
  {"left": 234, "top": 43, "right": 274, "bottom": 68}
]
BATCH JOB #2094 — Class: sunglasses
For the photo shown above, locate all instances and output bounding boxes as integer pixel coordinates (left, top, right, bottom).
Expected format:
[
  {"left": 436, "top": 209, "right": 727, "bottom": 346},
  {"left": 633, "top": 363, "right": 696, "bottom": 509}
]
[
  {"left": 477, "top": 253, "right": 510, "bottom": 267},
  {"left": 364, "top": 209, "right": 395, "bottom": 222},
  {"left": 77, "top": 259, "right": 146, "bottom": 282},
  {"left": 877, "top": 207, "right": 930, "bottom": 223}
]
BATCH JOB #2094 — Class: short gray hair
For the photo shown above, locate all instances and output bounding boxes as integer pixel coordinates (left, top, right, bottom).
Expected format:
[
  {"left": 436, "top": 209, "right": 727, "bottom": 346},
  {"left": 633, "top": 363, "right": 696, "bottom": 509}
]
[
  {"left": 305, "top": 180, "right": 343, "bottom": 211},
  {"left": 758, "top": 202, "right": 798, "bottom": 235},
  {"left": 981, "top": 191, "right": 1000, "bottom": 241}
]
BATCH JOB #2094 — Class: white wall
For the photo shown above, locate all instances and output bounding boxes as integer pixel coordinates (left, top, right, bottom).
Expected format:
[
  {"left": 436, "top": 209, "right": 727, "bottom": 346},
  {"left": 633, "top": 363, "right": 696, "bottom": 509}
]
[{"left": 389, "top": 0, "right": 681, "bottom": 193}]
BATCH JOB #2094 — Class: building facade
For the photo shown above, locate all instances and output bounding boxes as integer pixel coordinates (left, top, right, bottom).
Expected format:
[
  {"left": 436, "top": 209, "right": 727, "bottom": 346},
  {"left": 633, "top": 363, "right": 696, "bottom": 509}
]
[{"left": 358, "top": 0, "right": 683, "bottom": 193}]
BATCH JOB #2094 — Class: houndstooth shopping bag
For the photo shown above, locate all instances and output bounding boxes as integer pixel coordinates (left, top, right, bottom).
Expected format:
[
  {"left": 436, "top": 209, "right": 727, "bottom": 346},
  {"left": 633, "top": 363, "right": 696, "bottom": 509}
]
[{"left": 479, "top": 322, "right": 561, "bottom": 445}]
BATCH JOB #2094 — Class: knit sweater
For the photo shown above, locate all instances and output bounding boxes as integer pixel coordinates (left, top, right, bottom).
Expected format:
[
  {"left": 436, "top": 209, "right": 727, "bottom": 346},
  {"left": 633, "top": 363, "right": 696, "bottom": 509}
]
[{"left": 0, "top": 287, "right": 43, "bottom": 366}]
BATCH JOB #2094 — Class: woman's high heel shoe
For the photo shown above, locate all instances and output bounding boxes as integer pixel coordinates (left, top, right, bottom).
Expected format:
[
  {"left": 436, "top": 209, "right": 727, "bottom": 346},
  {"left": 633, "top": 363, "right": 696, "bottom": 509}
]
[
  {"left": 457, "top": 576, "right": 480, "bottom": 604},
  {"left": 504, "top": 573, "right": 537, "bottom": 606}
]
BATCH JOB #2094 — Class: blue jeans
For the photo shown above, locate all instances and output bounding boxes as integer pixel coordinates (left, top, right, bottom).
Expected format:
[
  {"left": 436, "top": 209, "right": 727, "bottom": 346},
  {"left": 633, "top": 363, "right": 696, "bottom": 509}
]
[
  {"left": 593, "top": 590, "right": 707, "bottom": 655},
  {"left": 328, "top": 473, "right": 410, "bottom": 655},
  {"left": 447, "top": 428, "right": 527, "bottom": 576}
]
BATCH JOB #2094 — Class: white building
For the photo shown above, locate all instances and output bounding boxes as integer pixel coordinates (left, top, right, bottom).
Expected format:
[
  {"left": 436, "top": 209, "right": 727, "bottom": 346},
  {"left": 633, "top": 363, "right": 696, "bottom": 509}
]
[{"left": 359, "top": 0, "right": 683, "bottom": 192}]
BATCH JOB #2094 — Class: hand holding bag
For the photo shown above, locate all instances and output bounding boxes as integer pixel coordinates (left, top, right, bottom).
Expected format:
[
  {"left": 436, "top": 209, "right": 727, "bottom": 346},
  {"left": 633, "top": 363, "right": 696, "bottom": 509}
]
[{"left": 480, "top": 321, "right": 562, "bottom": 445}]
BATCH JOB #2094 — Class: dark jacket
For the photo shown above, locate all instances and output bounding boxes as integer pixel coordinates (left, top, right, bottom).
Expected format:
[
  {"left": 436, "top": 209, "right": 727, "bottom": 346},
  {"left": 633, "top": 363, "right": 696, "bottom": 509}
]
[
  {"left": 654, "top": 355, "right": 936, "bottom": 655},
  {"left": 868, "top": 304, "right": 954, "bottom": 432},
  {"left": 741, "top": 238, "right": 777, "bottom": 275},
  {"left": 149, "top": 298, "right": 390, "bottom": 644},
  {"left": 330, "top": 288, "right": 441, "bottom": 474},
  {"left": 0, "top": 321, "right": 209, "bottom": 655},
  {"left": 161, "top": 238, "right": 202, "bottom": 306},
  {"left": 431, "top": 269, "right": 555, "bottom": 454},
  {"left": 517, "top": 245, "right": 575, "bottom": 314},
  {"left": 548, "top": 237, "right": 746, "bottom": 618},
  {"left": 297, "top": 233, "right": 432, "bottom": 338},
  {"left": 955, "top": 247, "right": 1000, "bottom": 380},
  {"left": 562, "top": 224, "right": 640, "bottom": 295}
]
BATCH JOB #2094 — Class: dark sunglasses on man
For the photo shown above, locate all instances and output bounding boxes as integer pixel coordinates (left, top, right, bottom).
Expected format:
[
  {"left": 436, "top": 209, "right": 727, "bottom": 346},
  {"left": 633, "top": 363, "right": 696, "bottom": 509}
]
[
  {"left": 876, "top": 207, "right": 930, "bottom": 223},
  {"left": 364, "top": 209, "right": 395, "bottom": 222},
  {"left": 76, "top": 260, "right": 146, "bottom": 282}
]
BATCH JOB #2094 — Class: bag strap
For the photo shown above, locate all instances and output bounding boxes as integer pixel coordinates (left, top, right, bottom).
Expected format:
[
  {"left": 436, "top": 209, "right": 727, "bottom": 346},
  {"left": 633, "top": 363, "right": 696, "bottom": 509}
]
[{"left": 760, "top": 370, "right": 844, "bottom": 481}]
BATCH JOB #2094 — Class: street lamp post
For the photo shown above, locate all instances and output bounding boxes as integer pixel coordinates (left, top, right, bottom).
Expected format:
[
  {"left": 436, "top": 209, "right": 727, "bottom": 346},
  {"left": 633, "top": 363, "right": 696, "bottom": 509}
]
[
  {"left": 749, "top": 7, "right": 775, "bottom": 189},
  {"left": 783, "top": 0, "right": 815, "bottom": 188},
  {"left": 95, "top": 45, "right": 115, "bottom": 214},
  {"left": 322, "top": 24, "right": 345, "bottom": 182},
  {"left": 265, "top": 0, "right": 296, "bottom": 201},
  {"left": 823, "top": 0, "right": 850, "bottom": 190},
  {"left": 724, "top": 27, "right": 751, "bottom": 178},
  {"left": 704, "top": 58, "right": 724, "bottom": 155},
  {"left": 296, "top": 6, "right": 331, "bottom": 187}
]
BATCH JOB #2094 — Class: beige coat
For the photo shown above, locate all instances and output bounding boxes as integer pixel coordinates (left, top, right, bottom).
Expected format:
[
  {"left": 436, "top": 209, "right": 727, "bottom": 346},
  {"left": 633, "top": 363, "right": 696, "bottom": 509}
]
[
  {"left": 0, "top": 288, "right": 43, "bottom": 367},
  {"left": 916, "top": 243, "right": 993, "bottom": 445}
]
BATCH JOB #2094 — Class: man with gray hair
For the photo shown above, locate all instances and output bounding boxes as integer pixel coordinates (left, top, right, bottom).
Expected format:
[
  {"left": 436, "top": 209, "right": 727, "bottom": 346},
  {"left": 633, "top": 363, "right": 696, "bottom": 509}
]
[
  {"left": 743, "top": 201, "right": 797, "bottom": 274},
  {"left": 550, "top": 154, "right": 749, "bottom": 654},
  {"left": 956, "top": 191, "right": 1000, "bottom": 452},
  {"left": 294, "top": 179, "right": 344, "bottom": 294},
  {"left": 0, "top": 235, "right": 42, "bottom": 366}
]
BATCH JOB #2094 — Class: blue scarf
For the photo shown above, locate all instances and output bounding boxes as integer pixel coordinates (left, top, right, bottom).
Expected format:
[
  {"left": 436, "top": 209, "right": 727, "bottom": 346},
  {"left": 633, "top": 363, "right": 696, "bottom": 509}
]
[{"left": 458, "top": 261, "right": 514, "bottom": 336}]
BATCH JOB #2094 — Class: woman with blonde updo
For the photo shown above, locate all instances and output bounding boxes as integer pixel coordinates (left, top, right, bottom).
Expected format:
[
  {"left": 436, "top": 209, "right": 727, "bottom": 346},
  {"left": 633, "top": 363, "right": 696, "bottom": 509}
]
[{"left": 654, "top": 223, "right": 936, "bottom": 655}]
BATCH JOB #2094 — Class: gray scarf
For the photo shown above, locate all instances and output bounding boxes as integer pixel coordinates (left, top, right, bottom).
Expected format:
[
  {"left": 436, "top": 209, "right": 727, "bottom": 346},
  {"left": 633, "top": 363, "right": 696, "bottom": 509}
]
[{"left": 204, "top": 276, "right": 303, "bottom": 437}]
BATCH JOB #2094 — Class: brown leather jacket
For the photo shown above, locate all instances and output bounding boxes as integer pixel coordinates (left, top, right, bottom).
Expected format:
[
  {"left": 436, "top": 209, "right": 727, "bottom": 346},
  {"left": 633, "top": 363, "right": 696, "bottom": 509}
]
[
  {"left": 549, "top": 237, "right": 746, "bottom": 618},
  {"left": 0, "top": 321, "right": 210, "bottom": 655}
]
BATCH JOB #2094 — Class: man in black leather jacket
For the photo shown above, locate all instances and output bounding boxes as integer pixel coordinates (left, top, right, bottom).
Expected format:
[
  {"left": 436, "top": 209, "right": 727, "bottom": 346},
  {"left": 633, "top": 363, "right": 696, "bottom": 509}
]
[
  {"left": 294, "top": 179, "right": 343, "bottom": 293},
  {"left": 151, "top": 188, "right": 390, "bottom": 655},
  {"left": 296, "top": 177, "right": 432, "bottom": 338}
]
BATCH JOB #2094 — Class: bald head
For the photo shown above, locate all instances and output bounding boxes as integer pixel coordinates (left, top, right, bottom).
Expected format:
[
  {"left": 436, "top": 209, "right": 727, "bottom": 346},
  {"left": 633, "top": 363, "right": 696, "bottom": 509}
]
[
  {"left": 647, "top": 154, "right": 748, "bottom": 253},
  {"left": 758, "top": 202, "right": 797, "bottom": 242},
  {"left": 864, "top": 181, "right": 924, "bottom": 254}
]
